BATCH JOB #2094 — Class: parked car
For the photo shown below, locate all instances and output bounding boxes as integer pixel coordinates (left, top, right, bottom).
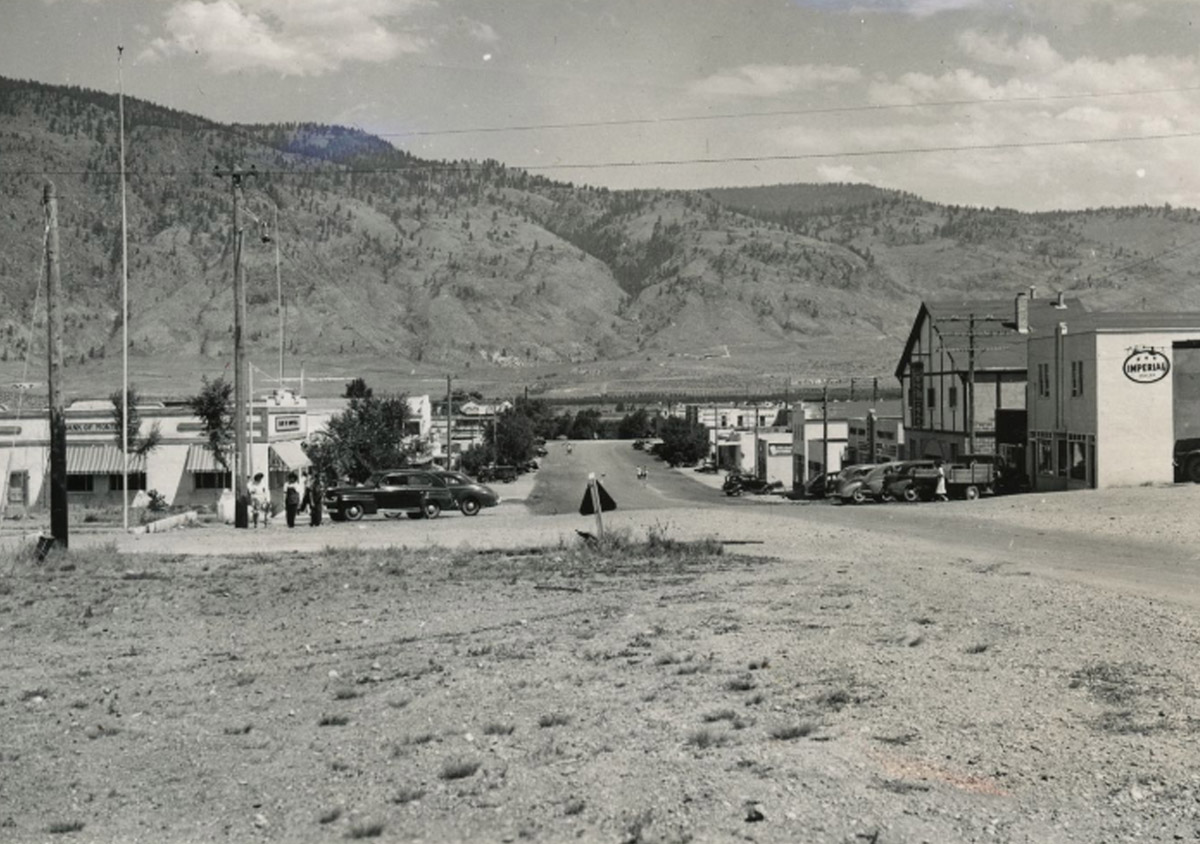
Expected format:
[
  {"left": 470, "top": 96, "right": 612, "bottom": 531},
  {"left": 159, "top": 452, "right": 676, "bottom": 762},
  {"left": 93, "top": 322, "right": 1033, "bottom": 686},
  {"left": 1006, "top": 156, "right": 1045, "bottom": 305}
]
[
  {"left": 325, "top": 469, "right": 456, "bottom": 521},
  {"left": 802, "top": 470, "right": 839, "bottom": 499},
  {"left": 831, "top": 464, "right": 874, "bottom": 504},
  {"left": 432, "top": 470, "right": 501, "bottom": 516},
  {"left": 477, "top": 465, "right": 519, "bottom": 483},
  {"left": 882, "top": 460, "right": 938, "bottom": 502},
  {"left": 723, "top": 472, "right": 783, "bottom": 496}
]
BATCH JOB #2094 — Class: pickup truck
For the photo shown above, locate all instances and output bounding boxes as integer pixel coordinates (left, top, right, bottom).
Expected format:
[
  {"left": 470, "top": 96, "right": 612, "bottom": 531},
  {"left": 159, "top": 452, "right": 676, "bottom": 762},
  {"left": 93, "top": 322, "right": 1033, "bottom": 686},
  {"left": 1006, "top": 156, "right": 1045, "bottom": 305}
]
[{"left": 911, "top": 456, "right": 1001, "bottom": 501}]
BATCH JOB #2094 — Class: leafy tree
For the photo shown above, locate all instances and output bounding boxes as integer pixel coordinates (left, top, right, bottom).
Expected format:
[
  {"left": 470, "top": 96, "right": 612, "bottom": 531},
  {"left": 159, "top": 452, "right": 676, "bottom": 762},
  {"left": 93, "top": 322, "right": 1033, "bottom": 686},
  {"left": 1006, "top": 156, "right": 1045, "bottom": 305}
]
[
  {"left": 655, "top": 416, "right": 709, "bottom": 467},
  {"left": 617, "top": 408, "right": 651, "bottom": 440},
  {"left": 186, "top": 376, "right": 233, "bottom": 471},
  {"left": 343, "top": 377, "right": 373, "bottom": 399},
  {"left": 459, "top": 442, "right": 495, "bottom": 477},
  {"left": 491, "top": 409, "right": 536, "bottom": 466},
  {"left": 568, "top": 408, "right": 603, "bottom": 440},
  {"left": 110, "top": 384, "right": 162, "bottom": 457},
  {"left": 304, "top": 393, "right": 411, "bottom": 484},
  {"left": 512, "top": 396, "right": 557, "bottom": 441}
]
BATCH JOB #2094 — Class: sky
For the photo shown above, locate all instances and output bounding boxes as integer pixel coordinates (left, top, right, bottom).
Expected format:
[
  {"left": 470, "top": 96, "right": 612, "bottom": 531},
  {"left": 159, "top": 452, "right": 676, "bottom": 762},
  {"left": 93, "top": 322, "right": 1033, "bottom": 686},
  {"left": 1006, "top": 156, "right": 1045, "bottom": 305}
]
[{"left": 6, "top": 0, "right": 1200, "bottom": 211}]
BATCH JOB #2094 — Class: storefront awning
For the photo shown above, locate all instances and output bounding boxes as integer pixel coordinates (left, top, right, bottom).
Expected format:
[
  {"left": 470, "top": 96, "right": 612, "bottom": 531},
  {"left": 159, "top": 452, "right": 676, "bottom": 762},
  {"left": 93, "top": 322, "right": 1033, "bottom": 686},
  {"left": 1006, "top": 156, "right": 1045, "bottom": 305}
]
[
  {"left": 184, "top": 444, "right": 226, "bottom": 473},
  {"left": 269, "top": 440, "right": 311, "bottom": 472},
  {"left": 66, "top": 445, "right": 146, "bottom": 475}
]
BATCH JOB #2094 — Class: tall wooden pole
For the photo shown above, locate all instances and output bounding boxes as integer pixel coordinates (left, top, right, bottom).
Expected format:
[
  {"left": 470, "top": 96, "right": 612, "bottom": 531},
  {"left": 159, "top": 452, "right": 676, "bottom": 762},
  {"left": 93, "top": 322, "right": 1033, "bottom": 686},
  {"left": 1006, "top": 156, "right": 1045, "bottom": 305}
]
[
  {"left": 967, "top": 313, "right": 976, "bottom": 454},
  {"left": 822, "top": 382, "right": 829, "bottom": 476},
  {"left": 445, "top": 375, "right": 452, "bottom": 469},
  {"left": 43, "top": 182, "right": 68, "bottom": 548},
  {"left": 118, "top": 45, "right": 130, "bottom": 532}
]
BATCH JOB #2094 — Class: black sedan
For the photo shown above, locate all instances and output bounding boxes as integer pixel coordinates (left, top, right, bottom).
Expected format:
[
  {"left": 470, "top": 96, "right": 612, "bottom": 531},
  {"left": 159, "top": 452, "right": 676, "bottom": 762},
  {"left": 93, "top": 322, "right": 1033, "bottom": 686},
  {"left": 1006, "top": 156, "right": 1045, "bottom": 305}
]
[
  {"left": 324, "top": 469, "right": 456, "bottom": 521},
  {"left": 433, "top": 471, "right": 501, "bottom": 516}
]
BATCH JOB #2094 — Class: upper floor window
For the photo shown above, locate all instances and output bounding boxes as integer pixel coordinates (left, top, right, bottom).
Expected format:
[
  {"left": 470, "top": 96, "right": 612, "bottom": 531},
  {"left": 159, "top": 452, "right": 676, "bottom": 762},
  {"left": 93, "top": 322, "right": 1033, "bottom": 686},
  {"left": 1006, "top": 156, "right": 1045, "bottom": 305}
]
[
  {"left": 1037, "top": 363, "right": 1051, "bottom": 398},
  {"left": 1070, "top": 360, "right": 1084, "bottom": 398}
]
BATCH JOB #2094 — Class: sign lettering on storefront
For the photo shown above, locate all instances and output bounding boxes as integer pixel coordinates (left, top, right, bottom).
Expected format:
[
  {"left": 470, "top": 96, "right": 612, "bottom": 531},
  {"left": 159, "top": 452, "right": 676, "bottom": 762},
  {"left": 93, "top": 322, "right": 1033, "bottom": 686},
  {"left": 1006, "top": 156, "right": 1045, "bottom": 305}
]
[
  {"left": 767, "top": 443, "right": 793, "bottom": 457},
  {"left": 1123, "top": 348, "right": 1170, "bottom": 384},
  {"left": 274, "top": 415, "right": 301, "bottom": 433},
  {"left": 66, "top": 421, "right": 118, "bottom": 434}
]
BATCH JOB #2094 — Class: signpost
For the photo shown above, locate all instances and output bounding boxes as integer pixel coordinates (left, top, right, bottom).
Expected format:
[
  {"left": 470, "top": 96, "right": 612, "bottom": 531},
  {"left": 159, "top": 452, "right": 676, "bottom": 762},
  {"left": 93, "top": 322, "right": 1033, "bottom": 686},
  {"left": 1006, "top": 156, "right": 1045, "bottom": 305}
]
[{"left": 579, "top": 472, "right": 616, "bottom": 537}]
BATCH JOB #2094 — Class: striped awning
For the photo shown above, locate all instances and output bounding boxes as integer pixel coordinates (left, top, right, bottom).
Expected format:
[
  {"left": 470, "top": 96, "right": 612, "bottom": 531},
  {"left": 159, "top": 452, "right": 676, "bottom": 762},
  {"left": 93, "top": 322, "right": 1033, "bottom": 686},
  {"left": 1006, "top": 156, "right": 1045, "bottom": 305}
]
[
  {"left": 269, "top": 440, "right": 311, "bottom": 471},
  {"left": 66, "top": 445, "right": 147, "bottom": 475},
  {"left": 184, "top": 444, "right": 226, "bottom": 473}
]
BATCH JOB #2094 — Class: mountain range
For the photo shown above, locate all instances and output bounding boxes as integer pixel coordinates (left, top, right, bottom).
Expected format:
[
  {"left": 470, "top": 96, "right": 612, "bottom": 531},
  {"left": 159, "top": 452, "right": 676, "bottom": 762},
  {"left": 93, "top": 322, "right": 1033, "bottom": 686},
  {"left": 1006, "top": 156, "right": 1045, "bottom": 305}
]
[{"left": 3, "top": 76, "right": 1200, "bottom": 400}]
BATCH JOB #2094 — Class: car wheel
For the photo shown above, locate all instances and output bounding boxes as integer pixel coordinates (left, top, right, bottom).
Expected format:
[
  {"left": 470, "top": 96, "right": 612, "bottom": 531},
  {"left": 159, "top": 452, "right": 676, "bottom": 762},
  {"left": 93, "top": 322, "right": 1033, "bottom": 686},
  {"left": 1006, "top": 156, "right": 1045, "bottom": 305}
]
[
  {"left": 902, "top": 486, "right": 919, "bottom": 503},
  {"left": 851, "top": 488, "right": 866, "bottom": 505},
  {"left": 422, "top": 500, "right": 441, "bottom": 519},
  {"left": 460, "top": 497, "right": 481, "bottom": 516},
  {"left": 963, "top": 485, "right": 980, "bottom": 501},
  {"left": 343, "top": 502, "right": 364, "bottom": 521},
  {"left": 1187, "top": 455, "right": 1200, "bottom": 484}
]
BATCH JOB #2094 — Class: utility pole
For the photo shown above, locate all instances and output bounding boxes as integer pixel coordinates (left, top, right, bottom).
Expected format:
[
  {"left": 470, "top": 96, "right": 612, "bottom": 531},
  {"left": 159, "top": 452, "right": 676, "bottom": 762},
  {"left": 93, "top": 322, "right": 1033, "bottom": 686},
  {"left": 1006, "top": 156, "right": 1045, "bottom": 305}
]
[
  {"left": 822, "top": 382, "right": 829, "bottom": 476},
  {"left": 272, "top": 203, "right": 283, "bottom": 387},
  {"left": 445, "top": 375, "right": 453, "bottom": 470},
  {"left": 44, "top": 182, "right": 68, "bottom": 548},
  {"left": 214, "top": 165, "right": 254, "bottom": 528},
  {"left": 118, "top": 44, "right": 130, "bottom": 532},
  {"left": 967, "top": 313, "right": 976, "bottom": 454}
]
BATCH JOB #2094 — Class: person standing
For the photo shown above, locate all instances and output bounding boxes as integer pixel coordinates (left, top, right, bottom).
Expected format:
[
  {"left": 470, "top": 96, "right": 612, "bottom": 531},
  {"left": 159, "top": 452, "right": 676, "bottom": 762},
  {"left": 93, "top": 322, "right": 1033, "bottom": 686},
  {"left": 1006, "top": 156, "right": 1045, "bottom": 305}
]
[
  {"left": 934, "top": 460, "right": 949, "bottom": 502},
  {"left": 284, "top": 471, "right": 301, "bottom": 528},
  {"left": 248, "top": 472, "right": 271, "bottom": 528},
  {"left": 301, "top": 468, "right": 323, "bottom": 527}
]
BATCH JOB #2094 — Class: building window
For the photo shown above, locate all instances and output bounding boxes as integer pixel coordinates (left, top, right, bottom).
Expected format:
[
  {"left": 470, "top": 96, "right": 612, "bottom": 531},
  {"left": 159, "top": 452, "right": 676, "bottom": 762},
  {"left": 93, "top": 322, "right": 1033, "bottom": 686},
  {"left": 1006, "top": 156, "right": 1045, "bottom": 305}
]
[
  {"left": 66, "top": 474, "right": 95, "bottom": 493},
  {"left": 108, "top": 472, "right": 147, "bottom": 491},
  {"left": 736, "top": 415, "right": 744, "bottom": 427},
  {"left": 1035, "top": 436, "right": 1054, "bottom": 474},
  {"left": 1037, "top": 363, "right": 1050, "bottom": 398},
  {"left": 926, "top": 387, "right": 936, "bottom": 413},
  {"left": 719, "top": 415, "right": 727, "bottom": 427},
  {"left": 1057, "top": 436, "right": 1069, "bottom": 477},
  {"left": 1068, "top": 439, "right": 1087, "bottom": 482},
  {"left": 7, "top": 471, "right": 28, "bottom": 505},
  {"left": 948, "top": 386, "right": 957, "bottom": 409},
  {"left": 194, "top": 471, "right": 232, "bottom": 491},
  {"left": 1071, "top": 361, "right": 1084, "bottom": 398}
]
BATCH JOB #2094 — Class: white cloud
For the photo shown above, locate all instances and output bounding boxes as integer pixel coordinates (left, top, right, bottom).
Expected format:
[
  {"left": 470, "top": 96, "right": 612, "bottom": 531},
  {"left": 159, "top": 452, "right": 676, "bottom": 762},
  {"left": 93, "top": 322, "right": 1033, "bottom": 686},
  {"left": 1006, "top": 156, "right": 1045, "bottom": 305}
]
[
  {"left": 956, "top": 30, "right": 1063, "bottom": 73},
  {"left": 791, "top": 0, "right": 987, "bottom": 17},
  {"left": 142, "top": 0, "right": 429, "bottom": 76},
  {"left": 463, "top": 19, "right": 498, "bottom": 44},
  {"left": 691, "top": 64, "right": 862, "bottom": 98}
]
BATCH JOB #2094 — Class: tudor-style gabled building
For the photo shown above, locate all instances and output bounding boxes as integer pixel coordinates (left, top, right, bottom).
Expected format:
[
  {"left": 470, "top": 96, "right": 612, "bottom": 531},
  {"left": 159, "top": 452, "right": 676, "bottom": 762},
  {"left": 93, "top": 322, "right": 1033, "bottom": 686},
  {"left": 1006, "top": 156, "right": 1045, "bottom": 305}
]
[{"left": 895, "top": 290, "right": 1085, "bottom": 466}]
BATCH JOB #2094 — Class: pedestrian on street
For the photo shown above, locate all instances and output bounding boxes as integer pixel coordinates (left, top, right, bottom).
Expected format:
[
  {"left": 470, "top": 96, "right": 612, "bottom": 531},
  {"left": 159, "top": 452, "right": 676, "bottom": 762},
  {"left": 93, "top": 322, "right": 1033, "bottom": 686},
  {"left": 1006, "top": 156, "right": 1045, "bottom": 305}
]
[
  {"left": 934, "top": 460, "right": 949, "bottom": 502},
  {"left": 284, "top": 471, "right": 301, "bottom": 528},
  {"left": 248, "top": 472, "right": 271, "bottom": 528},
  {"left": 301, "top": 468, "right": 323, "bottom": 527}
]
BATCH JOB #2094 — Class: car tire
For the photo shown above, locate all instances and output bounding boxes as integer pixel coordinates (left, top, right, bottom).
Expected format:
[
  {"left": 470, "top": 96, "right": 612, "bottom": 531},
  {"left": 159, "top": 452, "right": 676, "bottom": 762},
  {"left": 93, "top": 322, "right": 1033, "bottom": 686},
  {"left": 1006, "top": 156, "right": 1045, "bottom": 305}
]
[
  {"left": 963, "top": 485, "right": 980, "bottom": 501},
  {"left": 422, "top": 500, "right": 441, "bottom": 519},
  {"left": 344, "top": 502, "right": 364, "bottom": 521},
  {"left": 851, "top": 488, "right": 866, "bottom": 505},
  {"left": 1187, "top": 455, "right": 1200, "bottom": 484},
  {"left": 902, "top": 486, "right": 919, "bottom": 503},
  {"left": 460, "top": 497, "right": 481, "bottom": 516}
]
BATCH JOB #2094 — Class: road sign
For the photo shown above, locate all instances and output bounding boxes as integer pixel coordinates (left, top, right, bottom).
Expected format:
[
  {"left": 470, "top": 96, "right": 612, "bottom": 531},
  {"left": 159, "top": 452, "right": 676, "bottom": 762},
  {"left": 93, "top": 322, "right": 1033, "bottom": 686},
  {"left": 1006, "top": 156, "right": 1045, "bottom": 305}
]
[{"left": 579, "top": 478, "right": 617, "bottom": 516}]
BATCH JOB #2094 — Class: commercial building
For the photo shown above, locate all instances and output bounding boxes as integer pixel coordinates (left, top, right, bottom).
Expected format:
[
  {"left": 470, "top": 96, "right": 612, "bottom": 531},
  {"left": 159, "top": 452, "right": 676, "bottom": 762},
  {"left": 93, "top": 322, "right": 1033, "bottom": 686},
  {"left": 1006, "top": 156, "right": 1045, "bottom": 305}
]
[
  {"left": 1025, "top": 312, "right": 1200, "bottom": 490},
  {"left": 895, "top": 291, "right": 1084, "bottom": 471}
]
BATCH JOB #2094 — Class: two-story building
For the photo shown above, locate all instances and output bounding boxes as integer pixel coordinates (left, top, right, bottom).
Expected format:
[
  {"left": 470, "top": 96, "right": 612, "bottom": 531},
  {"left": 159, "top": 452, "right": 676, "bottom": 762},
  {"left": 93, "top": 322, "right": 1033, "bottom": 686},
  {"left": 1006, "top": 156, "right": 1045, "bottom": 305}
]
[
  {"left": 1026, "top": 312, "right": 1200, "bottom": 490},
  {"left": 895, "top": 291, "right": 1084, "bottom": 470}
]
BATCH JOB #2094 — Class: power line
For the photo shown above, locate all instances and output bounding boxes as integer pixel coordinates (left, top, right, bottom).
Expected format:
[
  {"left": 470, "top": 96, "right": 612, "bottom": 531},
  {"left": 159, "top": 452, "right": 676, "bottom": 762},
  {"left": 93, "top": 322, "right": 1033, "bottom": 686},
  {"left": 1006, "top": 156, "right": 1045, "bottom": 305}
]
[
  {"left": 379, "top": 84, "right": 1200, "bottom": 139},
  {"left": 7, "top": 126, "right": 1200, "bottom": 180}
]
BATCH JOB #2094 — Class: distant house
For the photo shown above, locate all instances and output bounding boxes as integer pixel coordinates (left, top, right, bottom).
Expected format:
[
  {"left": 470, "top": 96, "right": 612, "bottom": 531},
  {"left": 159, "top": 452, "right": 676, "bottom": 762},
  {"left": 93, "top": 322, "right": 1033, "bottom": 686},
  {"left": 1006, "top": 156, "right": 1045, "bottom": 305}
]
[{"left": 895, "top": 290, "right": 1084, "bottom": 467}]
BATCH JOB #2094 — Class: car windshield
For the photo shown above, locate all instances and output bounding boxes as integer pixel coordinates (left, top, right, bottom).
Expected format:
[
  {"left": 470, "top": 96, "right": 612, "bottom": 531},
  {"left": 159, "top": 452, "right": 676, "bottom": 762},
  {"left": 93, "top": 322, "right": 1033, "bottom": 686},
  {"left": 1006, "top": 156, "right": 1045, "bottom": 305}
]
[{"left": 441, "top": 473, "right": 472, "bottom": 486}]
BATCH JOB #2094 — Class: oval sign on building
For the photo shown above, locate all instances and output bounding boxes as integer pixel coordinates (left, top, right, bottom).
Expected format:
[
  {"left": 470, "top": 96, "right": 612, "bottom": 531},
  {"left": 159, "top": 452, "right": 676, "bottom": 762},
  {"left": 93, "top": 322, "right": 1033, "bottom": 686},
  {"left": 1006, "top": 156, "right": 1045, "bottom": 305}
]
[{"left": 1123, "top": 348, "right": 1171, "bottom": 384}]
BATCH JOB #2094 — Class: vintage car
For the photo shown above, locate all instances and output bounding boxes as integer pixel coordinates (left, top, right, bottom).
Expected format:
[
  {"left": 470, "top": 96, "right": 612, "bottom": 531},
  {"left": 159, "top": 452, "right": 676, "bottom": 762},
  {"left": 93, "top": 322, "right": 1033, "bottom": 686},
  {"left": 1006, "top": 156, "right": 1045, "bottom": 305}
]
[
  {"left": 324, "top": 469, "right": 456, "bottom": 521},
  {"left": 882, "top": 460, "right": 938, "bottom": 502},
  {"left": 802, "top": 470, "right": 840, "bottom": 499},
  {"left": 432, "top": 470, "right": 501, "bottom": 516},
  {"left": 830, "top": 464, "right": 875, "bottom": 504}
]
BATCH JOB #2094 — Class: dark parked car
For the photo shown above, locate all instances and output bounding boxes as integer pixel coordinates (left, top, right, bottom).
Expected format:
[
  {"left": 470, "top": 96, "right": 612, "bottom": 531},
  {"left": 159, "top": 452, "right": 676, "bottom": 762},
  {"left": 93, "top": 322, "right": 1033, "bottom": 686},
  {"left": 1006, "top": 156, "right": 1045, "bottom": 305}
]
[
  {"left": 802, "top": 470, "right": 839, "bottom": 499},
  {"left": 324, "top": 469, "right": 455, "bottom": 521},
  {"left": 882, "top": 460, "right": 937, "bottom": 502},
  {"left": 831, "top": 464, "right": 874, "bottom": 504},
  {"left": 433, "top": 471, "right": 501, "bottom": 516},
  {"left": 477, "top": 464, "right": 519, "bottom": 483}
]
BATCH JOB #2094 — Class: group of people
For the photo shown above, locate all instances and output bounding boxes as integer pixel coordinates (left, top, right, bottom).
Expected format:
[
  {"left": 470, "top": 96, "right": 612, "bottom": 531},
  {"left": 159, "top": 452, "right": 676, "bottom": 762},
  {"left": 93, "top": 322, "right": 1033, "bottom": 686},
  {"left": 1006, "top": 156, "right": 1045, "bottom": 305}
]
[{"left": 245, "top": 468, "right": 324, "bottom": 528}]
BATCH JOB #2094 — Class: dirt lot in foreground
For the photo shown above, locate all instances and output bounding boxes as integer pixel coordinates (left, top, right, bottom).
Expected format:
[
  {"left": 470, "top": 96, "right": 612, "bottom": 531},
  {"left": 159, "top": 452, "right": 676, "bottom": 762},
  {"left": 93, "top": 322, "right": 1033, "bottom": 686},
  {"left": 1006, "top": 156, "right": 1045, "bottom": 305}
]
[{"left": 5, "top": 483, "right": 1200, "bottom": 843}]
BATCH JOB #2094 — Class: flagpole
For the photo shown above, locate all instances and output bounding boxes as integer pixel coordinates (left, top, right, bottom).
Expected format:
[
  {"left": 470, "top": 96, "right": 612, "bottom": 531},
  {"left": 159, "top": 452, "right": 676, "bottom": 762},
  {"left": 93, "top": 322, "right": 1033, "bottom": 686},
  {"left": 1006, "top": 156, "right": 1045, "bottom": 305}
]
[{"left": 118, "top": 44, "right": 130, "bottom": 532}]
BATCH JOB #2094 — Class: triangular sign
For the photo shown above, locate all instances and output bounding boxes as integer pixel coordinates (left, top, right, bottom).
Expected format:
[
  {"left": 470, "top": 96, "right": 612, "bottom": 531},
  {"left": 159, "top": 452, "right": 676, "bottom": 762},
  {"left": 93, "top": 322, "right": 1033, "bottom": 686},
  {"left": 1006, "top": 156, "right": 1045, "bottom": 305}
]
[{"left": 579, "top": 480, "right": 618, "bottom": 515}]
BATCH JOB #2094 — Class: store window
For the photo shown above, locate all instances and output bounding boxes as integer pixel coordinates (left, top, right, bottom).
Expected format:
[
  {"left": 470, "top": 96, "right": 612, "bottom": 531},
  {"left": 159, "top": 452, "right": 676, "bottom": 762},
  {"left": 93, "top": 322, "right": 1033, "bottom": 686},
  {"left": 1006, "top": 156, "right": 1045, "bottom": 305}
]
[
  {"left": 7, "top": 471, "right": 28, "bottom": 505},
  {"left": 1057, "top": 437, "right": 1069, "bottom": 477},
  {"left": 1036, "top": 436, "right": 1054, "bottom": 474},
  {"left": 1068, "top": 439, "right": 1087, "bottom": 482},
  {"left": 66, "top": 475, "right": 95, "bottom": 493},
  {"left": 108, "top": 472, "right": 147, "bottom": 491},
  {"left": 194, "top": 471, "right": 232, "bottom": 491}
]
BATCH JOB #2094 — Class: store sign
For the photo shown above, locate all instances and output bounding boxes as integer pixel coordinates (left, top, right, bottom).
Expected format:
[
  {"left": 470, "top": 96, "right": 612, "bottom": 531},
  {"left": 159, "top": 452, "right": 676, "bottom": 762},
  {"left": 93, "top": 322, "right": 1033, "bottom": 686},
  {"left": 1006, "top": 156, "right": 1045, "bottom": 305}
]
[
  {"left": 1123, "top": 349, "right": 1170, "bottom": 384},
  {"left": 274, "top": 415, "right": 301, "bottom": 433},
  {"left": 66, "top": 421, "right": 118, "bottom": 434},
  {"left": 767, "top": 443, "right": 793, "bottom": 457}
]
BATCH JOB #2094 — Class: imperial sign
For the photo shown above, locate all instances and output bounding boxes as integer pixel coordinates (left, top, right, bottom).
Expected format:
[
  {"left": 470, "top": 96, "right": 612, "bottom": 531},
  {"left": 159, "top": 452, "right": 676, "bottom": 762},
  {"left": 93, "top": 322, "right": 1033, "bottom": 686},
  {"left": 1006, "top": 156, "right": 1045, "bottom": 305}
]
[{"left": 1123, "top": 349, "right": 1170, "bottom": 384}]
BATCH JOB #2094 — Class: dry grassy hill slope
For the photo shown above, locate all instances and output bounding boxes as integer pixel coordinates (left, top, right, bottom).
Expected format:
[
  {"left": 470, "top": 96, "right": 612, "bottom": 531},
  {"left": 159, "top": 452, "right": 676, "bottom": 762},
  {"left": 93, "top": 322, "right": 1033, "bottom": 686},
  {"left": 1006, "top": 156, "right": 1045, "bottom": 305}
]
[{"left": 3, "top": 77, "right": 1200, "bottom": 395}]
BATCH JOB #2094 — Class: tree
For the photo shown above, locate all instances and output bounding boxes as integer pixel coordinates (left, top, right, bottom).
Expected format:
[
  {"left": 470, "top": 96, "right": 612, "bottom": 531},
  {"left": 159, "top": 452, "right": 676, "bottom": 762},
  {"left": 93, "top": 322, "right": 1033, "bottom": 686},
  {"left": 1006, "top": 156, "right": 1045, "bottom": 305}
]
[
  {"left": 343, "top": 377, "right": 373, "bottom": 399},
  {"left": 491, "top": 410, "right": 536, "bottom": 466},
  {"left": 186, "top": 376, "right": 233, "bottom": 471},
  {"left": 110, "top": 384, "right": 162, "bottom": 457},
  {"left": 655, "top": 416, "right": 709, "bottom": 467},
  {"left": 304, "top": 393, "right": 411, "bottom": 484},
  {"left": 617, "top": 408, "right": 651, "bottom": 440},
  {"left": 568, "top": 408, "right": 603, "bottom": 440}
]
